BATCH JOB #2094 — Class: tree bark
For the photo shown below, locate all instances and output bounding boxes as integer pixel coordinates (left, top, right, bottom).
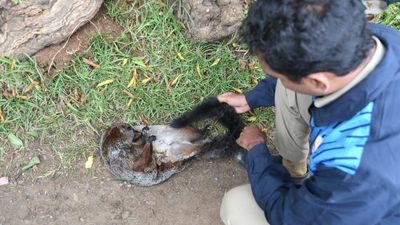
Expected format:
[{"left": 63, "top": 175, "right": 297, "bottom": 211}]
[{"left": 0, "top": 0, "right": 103, "bottom": 59}]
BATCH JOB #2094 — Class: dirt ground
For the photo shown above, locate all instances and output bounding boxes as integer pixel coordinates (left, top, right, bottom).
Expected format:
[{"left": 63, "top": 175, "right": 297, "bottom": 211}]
[
  {"left": 0, "top": 8, "right": 250, "bottom": 225},
  {"left": 0, "top": 157, "right": 248, "bottom": 225}
]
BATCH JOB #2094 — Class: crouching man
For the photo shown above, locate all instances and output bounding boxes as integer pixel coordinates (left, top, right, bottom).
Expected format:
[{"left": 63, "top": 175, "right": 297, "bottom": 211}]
[{"left": 218, "top": 0, "right": 400, "bottom": 224}]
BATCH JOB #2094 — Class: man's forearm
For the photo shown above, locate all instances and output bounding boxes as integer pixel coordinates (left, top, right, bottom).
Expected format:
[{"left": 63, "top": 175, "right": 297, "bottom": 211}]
[{"left": 244, "top": 77, "right": 277, "bottom": 109}]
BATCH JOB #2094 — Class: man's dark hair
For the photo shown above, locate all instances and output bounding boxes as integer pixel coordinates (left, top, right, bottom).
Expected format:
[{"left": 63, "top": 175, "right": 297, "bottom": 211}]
[{"left": 240, "top": 0, "right": 373, "bottom": 82}]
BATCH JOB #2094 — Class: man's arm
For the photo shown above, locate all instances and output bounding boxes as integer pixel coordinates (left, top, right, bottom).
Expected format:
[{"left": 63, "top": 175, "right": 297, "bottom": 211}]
[
  {"left": 244, "top": 76, "right": 277, "bottom": 109},
  {"left": 246, "top": 144, "right": 391, "bottom": 225}
]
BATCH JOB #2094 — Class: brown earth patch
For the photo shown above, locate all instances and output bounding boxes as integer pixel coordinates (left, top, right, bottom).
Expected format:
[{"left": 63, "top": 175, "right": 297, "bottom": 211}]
[{"left": 0, "top": 157, "right": 247, "bottom": 225}]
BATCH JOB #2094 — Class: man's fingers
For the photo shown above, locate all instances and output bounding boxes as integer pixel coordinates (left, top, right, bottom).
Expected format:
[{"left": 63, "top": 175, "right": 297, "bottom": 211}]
[
  {"left": 234, "top": 105, "right": 250, "bottom": 113},
  {"left": 219, "top": 92, "right": 234, "bottom": 97}
]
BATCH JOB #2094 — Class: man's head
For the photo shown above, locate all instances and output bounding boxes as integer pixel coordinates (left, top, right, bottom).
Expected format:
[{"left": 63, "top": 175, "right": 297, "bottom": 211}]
[{"left": 240, "top": 0, "right": 374, "bottom": 95}]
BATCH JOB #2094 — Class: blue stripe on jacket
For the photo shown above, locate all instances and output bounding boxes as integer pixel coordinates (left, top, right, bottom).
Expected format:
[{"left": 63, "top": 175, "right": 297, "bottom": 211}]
[{"left": 309, "top": 102, "right": 374, "bottom": 175}]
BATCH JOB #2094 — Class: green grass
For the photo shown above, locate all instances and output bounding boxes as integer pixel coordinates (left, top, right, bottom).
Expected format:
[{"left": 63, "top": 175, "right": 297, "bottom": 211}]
[
  {"left": 0, "top": 0, "right": 265, "bottom": 173},
  {"left": 0, "top": 1, "right": 399, "bottom": 175},
  {"left": 373, "top": 2, "right": 400, "bottom": 28}
]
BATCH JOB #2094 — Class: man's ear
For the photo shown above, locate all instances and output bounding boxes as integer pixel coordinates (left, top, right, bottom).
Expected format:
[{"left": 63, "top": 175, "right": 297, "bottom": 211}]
[{"left": 304, "top": 72, "right": 331, "bottom": 94}]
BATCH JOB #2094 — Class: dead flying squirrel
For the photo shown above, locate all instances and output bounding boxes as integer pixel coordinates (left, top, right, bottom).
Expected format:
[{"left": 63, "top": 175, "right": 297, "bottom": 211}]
[{"left": 100, "top": 97, "right": 247, "bottom": 186}]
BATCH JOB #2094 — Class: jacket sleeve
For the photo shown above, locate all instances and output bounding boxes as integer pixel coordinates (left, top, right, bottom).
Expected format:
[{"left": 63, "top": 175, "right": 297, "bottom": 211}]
[
  {"left": 246, "top": 144, "right": 391, "bottom": 225},
  {"left": 244, "top": 76, "right": 277, "bottom": 109}
]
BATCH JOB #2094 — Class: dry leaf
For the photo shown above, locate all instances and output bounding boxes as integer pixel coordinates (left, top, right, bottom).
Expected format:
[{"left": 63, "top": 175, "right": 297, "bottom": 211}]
[
  {"left": 127, "top": 99, "right": 134, "bottom": 107},
  {"left": 141, "top": 77, "right": 153, "bottom": 84},
  {"left": 74, "top": 88, "right": 79, "bottom": 100},
  {"left": 252, "top": 78, "right": 259, "bottom": 85},
  {"left": 240, "top": 61, "right": 247, "bottom": 71},
  {"left": 248, "top": 61, "right": 255, "bottom": 72},
  {"left": 83, "top": 58, "right": 100, "bottom": 69},
  {"left": 24, "top": 83, "right": 34, "bottom": 94},
  {"left": 79, "top": 93, "right": 87, "bottom": 105},
  {"left": 96, "top": 79, "right": 113, "bottom": 88},
  {"left": 10, "top": 60, "right": 16, "bottom": 70},
  {"left": 2, "top": 92, "right": 9, "bottom": 100},
  {"left": 85, "top": 156, "right": 93, "bottom": 169},
  {"left": 16, "top": 95, "right": 32, "bottom": 100},
  {"left": 25, "top": 76, "right": 41, "bottom": 93},
  {"left": 123, "top": 90, "right": 140, "bottom": 100},
  {"left": 121, "top": 58, "right": 128, "bottom": 66},
  {"left": 28, "top": 76, "right": 41, "bottom": 90},
  {"left": 128, "top": 68, "right": 138, "bottom": 88},
  {"left": 232, "top": 87, "right": 243, "bottom": 94},
  {"left": 176, "top": 52, "right": 185, "bottom": 61},
  {"left": 246, "top": 116, "right": 257, "bottom": 122},
  {"left": 211, "top": 58, "right": 220, "bottom": 67},
  {"left": 261, "top": 127, "right": 268, "bottom": 133},
  {"left": 170, "top": 74, "right": 182, "bottom": 86},
  {"left": 0, "top": 107, "right": 5, "bottom": 123},
  {"left": 167, "top": 30, "right": 175, "bottom": 38},
  {"left": 141, "top": 115, "right": 150, "bottom": 125},
  {"left": 71, "top": 89, "right": 86, "bottom": 107},
  {"left": 196, "top": 64, "right": 202, "bottom": 76}
]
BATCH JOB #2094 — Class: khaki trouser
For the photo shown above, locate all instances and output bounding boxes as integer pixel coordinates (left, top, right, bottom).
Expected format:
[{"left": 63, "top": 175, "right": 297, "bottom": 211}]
[{"left": 274, "top": 80, "right": 312, "bottom": 177}]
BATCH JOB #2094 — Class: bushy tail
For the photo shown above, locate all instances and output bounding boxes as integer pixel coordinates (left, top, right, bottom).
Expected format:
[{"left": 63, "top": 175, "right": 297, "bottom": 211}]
[
  {"left": 171, "top": 97, "right": 245, "bottom": 140},
  {"left": 171, "top": 97, "right": 246, "bottom": 159}
]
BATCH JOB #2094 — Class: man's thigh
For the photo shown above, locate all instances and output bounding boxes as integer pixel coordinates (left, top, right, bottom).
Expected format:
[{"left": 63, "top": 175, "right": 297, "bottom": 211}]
[{"left": 274, "top": 80, "right": 312, "bottom": 164}]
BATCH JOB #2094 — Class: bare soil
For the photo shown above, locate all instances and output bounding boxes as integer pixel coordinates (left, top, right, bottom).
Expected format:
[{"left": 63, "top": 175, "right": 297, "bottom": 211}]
[{"left": 0, "top": 157, "right": 247, "bottom": 225}]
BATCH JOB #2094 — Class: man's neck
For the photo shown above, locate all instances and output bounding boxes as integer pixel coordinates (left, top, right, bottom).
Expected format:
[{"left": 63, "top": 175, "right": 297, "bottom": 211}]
[
  {"left": 335, "top": 41, "right": 377, "bottom": 90},
  {"left": 314, "top": 36, "right": 385, "bottom": 108}
]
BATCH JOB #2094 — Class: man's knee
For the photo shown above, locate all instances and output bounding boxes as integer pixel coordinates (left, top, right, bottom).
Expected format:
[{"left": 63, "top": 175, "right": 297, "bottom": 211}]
[{"left": 220, "top": 185, "right": 269, "bottom": 225}]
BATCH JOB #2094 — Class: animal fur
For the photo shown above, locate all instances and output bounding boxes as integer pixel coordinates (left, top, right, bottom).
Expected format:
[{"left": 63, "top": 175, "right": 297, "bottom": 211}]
[
  {"left": 171, "top": 97, "right": 246, "bottom": 159},
  {"left": 100, "top": 97, "right": 246, "bottom": 186}
]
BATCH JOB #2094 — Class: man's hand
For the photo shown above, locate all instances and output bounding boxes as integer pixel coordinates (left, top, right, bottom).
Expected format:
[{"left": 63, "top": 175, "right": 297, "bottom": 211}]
[
  {"left": 236, "top": 125, "right": 266, "bottom": 151},
  {"left": 217, "top": 92, "right": 251, "bottom": 113}
]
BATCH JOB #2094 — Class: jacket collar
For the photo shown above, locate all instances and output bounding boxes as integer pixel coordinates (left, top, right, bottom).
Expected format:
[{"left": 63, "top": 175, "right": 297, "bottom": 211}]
[{"left": 310, "top": 24, "right": 400, "bottom": 127}]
